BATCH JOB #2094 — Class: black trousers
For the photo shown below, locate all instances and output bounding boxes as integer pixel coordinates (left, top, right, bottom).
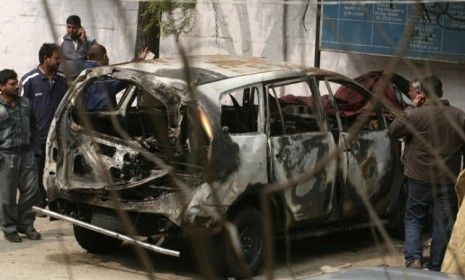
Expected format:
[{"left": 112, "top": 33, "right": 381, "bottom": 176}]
[{"left": 35, "top": 144, "right": 47, "bottom": 208}]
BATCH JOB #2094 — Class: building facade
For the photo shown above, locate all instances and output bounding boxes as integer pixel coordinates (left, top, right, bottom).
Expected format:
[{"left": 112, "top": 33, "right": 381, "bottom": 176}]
[
  {"left": 160, "top": 1, "right": 465, "bottom": 110},
  {"left": 0, "top": 0, "right": 138, "bottom": 77}
]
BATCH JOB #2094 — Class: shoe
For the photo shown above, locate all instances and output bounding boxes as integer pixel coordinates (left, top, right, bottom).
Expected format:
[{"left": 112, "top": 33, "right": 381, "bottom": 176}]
[
  {"left": 4, "top": 232, "right": 22, "bottom": 243},
  {"left": 406, "top": 259, "right": 423, "bottom": 269},
  {"left": 18, "top": 228, "right": 41, "bottom": 240}
]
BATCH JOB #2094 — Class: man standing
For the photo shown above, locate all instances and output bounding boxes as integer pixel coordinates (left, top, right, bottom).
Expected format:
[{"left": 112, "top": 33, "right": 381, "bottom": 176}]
[
  {"left": 21, "top": 43, "right": 68, "bottom": 209},
  {"left": 0, "top": 69, "right": 41, "bottom": 242},
  {"left": 389, "top": 75, "right": 464, "bottom": 271},
  {"left": 60, "top": 15, "right": 96, "bottom": 81}
]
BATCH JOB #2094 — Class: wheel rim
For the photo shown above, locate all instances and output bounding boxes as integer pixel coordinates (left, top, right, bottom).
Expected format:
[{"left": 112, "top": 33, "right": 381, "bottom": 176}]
[{"left": 239, "top": 223, "right": 262, "bottom": 265}]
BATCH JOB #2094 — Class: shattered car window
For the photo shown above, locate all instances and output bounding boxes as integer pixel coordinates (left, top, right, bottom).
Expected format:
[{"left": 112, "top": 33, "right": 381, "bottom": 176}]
[
  {"left": 319, "top": 79, "right": 386, "bottom": 131},
  {"left": 66, "top": 73, "right": 209, "bottom": 189},
  {"left": 79, "top": 76, "right": 131, "bottom": 111},
  {"left": 267, "top": 80, "right": 321, "bottom": 135},
  {"left": 220, "top": 86, "right": 259, "bottom": 134}
]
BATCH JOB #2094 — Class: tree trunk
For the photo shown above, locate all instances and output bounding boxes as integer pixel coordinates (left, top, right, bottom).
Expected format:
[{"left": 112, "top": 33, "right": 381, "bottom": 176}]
[{"left": 135, "top": 2, "right": 161, "bottom": 58}]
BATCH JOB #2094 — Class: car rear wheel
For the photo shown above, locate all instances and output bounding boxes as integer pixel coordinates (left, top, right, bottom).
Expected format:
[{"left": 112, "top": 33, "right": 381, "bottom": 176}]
[{"left": 73, "top": 225, "right": 123, "bottom": 254}]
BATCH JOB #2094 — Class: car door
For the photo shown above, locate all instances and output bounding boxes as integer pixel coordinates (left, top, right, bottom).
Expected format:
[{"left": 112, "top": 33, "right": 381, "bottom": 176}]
[
  {"left": 266, "top": 78, "right": 337, "bottom": 222},
  {"left": 317, "top": 77, "right": 399, "bottom": 219},
  {"left": 216, "top": 84, "right": 268, "bottom": 204}
]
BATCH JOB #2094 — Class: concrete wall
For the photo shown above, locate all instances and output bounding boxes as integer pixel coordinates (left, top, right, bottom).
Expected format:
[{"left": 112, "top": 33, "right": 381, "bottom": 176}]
[
  {"left": 0, "top": 0, "right": 138, "bottom": 78},
  {"left": 160, "top": 1, "right": 465, "bottom": 110}
]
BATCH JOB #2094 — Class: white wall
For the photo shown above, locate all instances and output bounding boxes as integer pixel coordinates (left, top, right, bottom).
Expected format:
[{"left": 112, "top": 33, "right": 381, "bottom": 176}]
[
  {"left": 160, "top": 1, "right": 465, "bottom": 110},
  {"left": 0, "top": 0, "right": 138, "bottom": 78}
]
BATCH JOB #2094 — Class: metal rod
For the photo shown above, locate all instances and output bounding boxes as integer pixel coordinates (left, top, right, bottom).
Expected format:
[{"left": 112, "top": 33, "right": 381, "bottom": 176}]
[
  {"left": 32, "top": 206, "right": 180, "bottom": 257},
  {"left": 314, "top": 0, "right": 322, "bottom": 68}
]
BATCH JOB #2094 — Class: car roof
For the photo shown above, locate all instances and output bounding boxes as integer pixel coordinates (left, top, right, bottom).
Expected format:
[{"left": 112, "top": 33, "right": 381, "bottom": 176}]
[{"left": 116, "top": 55, "right": 339, "bottom": 87}]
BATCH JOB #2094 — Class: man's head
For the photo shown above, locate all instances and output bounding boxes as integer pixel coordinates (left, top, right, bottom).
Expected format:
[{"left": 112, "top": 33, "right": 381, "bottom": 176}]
[
  {"left": 408, "top": 79, "right": 422, "bottom": 100},
  {"left": 0, "top": 69, "right": 19, "bottom": 97},
  {"left": 421, "top": 75, "right": 443, "bottom": 98},
  {"left": 66, "top": 15, "right": 82, "bottom": 40},
  {"left": 88, "top": 44, "right": 109, "bottom": 66},
  {"left": 39, "top": 43, "right": 61, "bottom": 72}
]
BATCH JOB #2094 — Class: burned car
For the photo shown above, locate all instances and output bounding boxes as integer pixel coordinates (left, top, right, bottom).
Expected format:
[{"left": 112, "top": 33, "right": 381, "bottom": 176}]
[{"left": 44, "top": 55, "right": 405, "bottom": 277}]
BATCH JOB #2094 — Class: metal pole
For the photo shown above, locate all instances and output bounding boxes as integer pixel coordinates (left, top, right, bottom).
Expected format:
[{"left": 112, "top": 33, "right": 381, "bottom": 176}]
[
  {"left": 314, "top": 0, "right": 322, "bottom": 68},
  {"left": 33, "top": 206, "right": 180, "bottom": 258}
]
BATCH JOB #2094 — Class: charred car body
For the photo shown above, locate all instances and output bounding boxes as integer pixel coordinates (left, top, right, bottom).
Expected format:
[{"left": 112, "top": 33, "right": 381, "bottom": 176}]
[{"left": 44, "top": 56, "right": 405, "bottom": 277}]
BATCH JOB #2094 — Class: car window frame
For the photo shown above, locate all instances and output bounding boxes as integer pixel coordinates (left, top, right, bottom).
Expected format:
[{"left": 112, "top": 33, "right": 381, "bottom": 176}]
[
  {"left": 264, "top": 76, "right": 329, "bottom": 135},
  {"left": 314, "top": 76, "right": 388, "bottom": 132},
  {"left": 218, "top": 83, "right": 265, "bottom": 135}
]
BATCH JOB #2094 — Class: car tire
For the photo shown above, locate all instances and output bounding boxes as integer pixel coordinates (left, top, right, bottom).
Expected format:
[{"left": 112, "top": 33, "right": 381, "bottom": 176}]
[
  {"left": 73, "top": 225, "right": 123, "bottom": 254},
  {"left": 218, "top": 206, "right": 264, "bottom": 278}
]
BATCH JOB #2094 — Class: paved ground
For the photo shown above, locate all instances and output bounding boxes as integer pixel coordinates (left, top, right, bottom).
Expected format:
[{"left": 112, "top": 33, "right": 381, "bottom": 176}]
[{"left": 0, "top": 218, "right": 408, "bottom": 279}]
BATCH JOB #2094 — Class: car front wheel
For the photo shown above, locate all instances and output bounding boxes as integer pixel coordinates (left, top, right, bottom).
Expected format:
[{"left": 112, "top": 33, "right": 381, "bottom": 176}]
[
  {"left": 73, "top": 225, "right": 123, "bottom": 254},
  {"left": 219, "top": 206, "right": 264, "bottom": 278}
]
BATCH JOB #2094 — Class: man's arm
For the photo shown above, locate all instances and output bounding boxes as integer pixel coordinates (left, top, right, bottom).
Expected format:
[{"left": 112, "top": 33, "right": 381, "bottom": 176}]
[
  {"left": 28, "top": 101, "right": 40, "bottom": 155},
  {"left": 78, "top": 27, "right": 96, "bottom": 49},
  {"left": 20, "top": 78, "right": 39, "bottom": 153},
  {"left": 20, "top": 75, "right": 31, "bottom": 99},
  {"left": 388, "top": 109, "right": 413, "bottom": 139},
  {"left": 389, "top": 93, "right": 425, "bottom": 139}
]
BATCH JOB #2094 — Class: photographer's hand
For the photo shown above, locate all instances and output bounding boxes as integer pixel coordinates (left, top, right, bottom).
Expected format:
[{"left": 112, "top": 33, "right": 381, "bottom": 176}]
[{"left": 413, "top": 92, "right": 425, "bottom": 107}]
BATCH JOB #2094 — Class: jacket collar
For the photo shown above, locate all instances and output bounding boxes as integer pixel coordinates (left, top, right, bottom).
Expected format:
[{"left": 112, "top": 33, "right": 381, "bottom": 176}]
[
  {"left": 37, "top": 66, "right": 59, "bottom": 81},
  {"left": 63, "top": 33, "right": 81, "bottom": 42},
  {"left": 0, "top": 94, "right": 22, "bottom": 108},
  {"left": 423, "top": 99, "right": 450, "bottom": 107},
  {"left": 83, "top": 60, "right": 101, "bottom": 68}
]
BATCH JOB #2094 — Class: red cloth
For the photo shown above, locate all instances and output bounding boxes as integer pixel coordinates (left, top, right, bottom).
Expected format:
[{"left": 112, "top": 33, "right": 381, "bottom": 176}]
[
  {"left": 279, "top": 94, "right": 313, "bottom": 107},
  {"left": 333, "top": 71, "right": 404, "bottom": 117},
  {"left": 278, "top": 71, "right": 407, "bottom": 118}
]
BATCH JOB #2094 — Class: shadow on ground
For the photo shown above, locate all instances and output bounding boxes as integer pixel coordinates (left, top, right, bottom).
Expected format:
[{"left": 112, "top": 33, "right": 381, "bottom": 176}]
[{"left": 44, "top": 228, "right": 404, "bottom": 278}]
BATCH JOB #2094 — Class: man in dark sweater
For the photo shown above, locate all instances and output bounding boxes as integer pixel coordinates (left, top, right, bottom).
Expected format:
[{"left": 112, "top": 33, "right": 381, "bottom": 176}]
[
  {"left": 389, "top": 75, "right": 464, "bottom": 271},
  {"left": 21, "top": 43, "right": 68, "bottom": 209}
]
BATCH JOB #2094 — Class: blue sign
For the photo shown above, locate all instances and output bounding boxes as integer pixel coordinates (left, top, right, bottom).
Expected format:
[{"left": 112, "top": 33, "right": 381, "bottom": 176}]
[{"left": 321, "top": 2, "right": 465, "bottom": 63}]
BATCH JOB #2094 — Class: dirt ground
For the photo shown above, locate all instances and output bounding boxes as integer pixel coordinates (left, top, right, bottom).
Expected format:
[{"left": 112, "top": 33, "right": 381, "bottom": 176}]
[{"left": 0, "top": 218, "right": 407, "bottom": 279}]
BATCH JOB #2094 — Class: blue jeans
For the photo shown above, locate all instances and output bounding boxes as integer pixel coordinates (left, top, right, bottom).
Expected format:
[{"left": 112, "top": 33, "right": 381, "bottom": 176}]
[{"left": 404, "top": 177, "right": 458, "bottom": 271}]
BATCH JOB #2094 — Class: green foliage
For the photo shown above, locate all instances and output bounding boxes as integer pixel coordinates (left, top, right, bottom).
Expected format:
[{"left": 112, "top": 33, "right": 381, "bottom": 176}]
[{"left": 142, "top": 0, "right": 197, "bottom": 37}]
